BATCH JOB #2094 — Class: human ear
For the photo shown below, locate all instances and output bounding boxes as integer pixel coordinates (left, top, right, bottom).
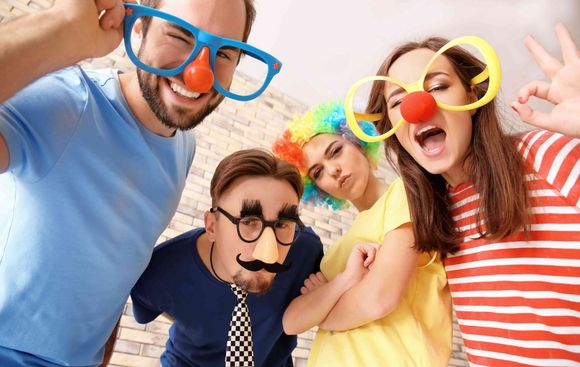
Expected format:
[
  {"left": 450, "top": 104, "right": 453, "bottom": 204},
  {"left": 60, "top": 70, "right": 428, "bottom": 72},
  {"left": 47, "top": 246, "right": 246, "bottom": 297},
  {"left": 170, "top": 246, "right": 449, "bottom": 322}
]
[{"left": 204, "top": 211, "right": 216, "bottom": 242}]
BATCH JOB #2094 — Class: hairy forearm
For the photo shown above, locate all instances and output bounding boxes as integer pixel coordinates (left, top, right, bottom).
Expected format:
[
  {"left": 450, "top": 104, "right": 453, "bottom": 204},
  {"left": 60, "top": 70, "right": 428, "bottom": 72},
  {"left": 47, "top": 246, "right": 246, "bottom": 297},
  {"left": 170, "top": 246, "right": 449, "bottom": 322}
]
[
  {"left": 0, "top": 9, "right": 84, "bottom": 103},
  {"left": 282, "top": 273, "right": 355, "bottom": 335}
]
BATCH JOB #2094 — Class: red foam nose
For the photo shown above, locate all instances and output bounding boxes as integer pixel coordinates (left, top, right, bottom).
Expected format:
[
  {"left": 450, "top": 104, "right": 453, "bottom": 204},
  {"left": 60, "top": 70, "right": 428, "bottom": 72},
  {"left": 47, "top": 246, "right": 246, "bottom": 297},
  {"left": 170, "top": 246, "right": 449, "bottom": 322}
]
[
  {"left": 400, "top": 91, "right": 438, "bottom": 124},
  {"left": 183, "top": 47, "right": 214, "bottom": 93}
]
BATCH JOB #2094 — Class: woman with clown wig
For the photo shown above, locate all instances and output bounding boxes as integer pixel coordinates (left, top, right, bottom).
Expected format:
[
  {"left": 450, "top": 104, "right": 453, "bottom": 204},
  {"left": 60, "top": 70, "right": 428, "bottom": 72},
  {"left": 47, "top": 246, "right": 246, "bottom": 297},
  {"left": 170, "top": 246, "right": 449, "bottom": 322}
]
[{"left": 272, "top": 100, "right": 452, "bottom": 366}]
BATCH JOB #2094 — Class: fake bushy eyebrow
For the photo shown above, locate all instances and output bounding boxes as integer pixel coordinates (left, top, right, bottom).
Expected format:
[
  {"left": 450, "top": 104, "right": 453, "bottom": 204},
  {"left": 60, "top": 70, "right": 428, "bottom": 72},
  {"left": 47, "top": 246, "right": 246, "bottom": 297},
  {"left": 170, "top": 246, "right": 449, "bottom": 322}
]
[
  {"left": 240, "top": 200, "right": 263, "bottom": 217},
  {"left": 278, "top": 204, "right": 300, "bottom": 220}
]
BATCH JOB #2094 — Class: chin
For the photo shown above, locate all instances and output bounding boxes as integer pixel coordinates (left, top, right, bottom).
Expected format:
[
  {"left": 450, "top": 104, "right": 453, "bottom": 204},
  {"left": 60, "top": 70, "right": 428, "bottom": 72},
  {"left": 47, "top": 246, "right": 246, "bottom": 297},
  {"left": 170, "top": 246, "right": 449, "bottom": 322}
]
[{"left": 234, "top": 272, "right": 275, "bottom": 295}]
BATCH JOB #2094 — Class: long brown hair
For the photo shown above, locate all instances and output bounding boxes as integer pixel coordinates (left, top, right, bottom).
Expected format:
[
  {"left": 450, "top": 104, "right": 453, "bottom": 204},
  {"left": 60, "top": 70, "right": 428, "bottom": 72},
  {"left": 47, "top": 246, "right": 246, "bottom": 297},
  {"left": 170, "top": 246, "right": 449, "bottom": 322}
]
[
  {"left": 366, "top": 37, "right": 529, "bottom": 257},
  {"left": 210, "top": 149, "right": 303, "bottom": 206}
]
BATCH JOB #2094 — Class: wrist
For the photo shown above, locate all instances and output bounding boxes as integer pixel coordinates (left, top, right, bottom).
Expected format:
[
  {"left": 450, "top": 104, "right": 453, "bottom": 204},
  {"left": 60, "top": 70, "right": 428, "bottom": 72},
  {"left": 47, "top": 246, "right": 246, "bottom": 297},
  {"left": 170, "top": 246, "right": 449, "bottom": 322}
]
[{"left": 335, "top": 271, "right": 361, "bottom": 291}]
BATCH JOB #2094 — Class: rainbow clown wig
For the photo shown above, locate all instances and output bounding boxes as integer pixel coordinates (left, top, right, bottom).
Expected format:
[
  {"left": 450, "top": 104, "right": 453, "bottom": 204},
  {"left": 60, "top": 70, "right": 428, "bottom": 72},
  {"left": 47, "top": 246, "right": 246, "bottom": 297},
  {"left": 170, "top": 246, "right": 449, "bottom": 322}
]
[{"left": 272, "top": 100, "right": 381, "bottom": 210}]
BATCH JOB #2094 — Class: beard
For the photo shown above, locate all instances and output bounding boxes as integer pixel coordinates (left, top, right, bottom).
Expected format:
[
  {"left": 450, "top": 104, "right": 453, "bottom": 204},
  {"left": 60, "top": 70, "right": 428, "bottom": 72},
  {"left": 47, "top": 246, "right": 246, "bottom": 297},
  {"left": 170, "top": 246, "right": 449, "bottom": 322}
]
[
  {"left": 233, "top": 270, "right": 274, "bottom": 295},
  {"left": 136, "top": 68, "right": 224, "bottom": 131}
]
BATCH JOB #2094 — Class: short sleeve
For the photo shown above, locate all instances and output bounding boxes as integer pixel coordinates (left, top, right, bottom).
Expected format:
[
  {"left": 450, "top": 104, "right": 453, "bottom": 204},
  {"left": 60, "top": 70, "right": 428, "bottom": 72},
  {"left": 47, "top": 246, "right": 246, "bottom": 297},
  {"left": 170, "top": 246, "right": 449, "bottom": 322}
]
[
  {"left": 382, "top": 177, "right": 412, "bottom": 234},
  {"left": 0, "top": 67, "right": 87, "bottom": 181},
  {"left": 518, "top": 130, "right": 580, "bottom": 208},
  {"left": 130, "top": 274, "right": 164, "bottom": 324}
]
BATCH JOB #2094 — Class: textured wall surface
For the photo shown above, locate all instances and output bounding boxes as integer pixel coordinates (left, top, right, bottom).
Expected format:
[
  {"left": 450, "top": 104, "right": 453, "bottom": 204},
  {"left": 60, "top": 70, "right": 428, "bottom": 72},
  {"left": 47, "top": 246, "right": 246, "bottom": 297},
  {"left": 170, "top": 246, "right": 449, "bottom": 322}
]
[{"left": 1, "top": 1, "right": 469, "bottom": 366}]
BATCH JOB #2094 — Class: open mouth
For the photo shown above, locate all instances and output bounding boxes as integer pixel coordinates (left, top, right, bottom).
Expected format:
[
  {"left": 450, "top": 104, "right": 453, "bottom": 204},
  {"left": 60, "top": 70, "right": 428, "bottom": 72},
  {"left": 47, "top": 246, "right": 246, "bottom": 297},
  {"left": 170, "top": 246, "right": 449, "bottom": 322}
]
[
  {"left": 170, "top": 82, "right": 202, "bottom": 100},
  {"left": 414, "top": 125, "right": 446, "bottom": 154}
]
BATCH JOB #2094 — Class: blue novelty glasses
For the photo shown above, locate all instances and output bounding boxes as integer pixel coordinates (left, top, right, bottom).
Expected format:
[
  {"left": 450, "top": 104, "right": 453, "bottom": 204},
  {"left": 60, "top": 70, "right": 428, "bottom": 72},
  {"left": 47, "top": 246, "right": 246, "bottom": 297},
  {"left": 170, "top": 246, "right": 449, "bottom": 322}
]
[{"left": 123, "top": 4, "right": 282, "bottom": 101}]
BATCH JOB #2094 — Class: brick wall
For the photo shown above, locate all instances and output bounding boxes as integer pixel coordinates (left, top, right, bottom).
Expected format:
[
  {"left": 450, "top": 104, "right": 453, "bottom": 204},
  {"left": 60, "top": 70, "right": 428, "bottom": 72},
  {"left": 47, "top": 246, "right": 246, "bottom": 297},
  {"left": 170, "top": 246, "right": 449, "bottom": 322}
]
[{"left": 1, "top": 1, "right": 469, "bottom": 366}]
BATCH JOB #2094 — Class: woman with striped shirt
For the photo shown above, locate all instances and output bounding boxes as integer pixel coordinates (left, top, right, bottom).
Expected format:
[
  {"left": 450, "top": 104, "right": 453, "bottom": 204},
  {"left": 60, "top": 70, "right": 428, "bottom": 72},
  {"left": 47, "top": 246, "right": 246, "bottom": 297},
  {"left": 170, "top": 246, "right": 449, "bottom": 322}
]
[{"left": 362, "top": 24, "right": 579, "bottom": 366}]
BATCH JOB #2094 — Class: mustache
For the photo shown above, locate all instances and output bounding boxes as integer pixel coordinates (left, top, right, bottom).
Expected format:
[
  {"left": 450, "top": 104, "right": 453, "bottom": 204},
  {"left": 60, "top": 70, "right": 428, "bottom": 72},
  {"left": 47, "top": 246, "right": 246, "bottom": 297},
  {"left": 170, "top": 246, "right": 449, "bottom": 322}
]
[{"left": 236, "top": 254, "right": 292, "bottom": 274}]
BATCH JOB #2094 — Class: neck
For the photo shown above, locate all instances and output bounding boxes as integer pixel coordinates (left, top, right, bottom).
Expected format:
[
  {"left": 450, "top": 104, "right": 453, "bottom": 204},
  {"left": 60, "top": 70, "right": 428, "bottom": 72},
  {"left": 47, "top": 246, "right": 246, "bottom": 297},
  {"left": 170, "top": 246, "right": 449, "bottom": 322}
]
[
  {"left": 350, "top": 173, "right": 388, "bottom": 212},
  {"left": 441, "top": 160, "right": 471, "bottom": 188},
  {"left": 210, "top": 242, "right": 231, "bottom": 284},
  {"left": 118, "top": 72, "right": 177, "bottom": 138}
]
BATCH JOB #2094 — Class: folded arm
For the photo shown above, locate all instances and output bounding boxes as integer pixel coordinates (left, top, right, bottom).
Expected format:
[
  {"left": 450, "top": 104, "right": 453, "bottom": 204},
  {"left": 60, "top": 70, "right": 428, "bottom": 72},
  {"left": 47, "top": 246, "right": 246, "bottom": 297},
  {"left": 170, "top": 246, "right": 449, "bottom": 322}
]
[{"left": 319, "top": 223, "right": 418, "bottom": 331}]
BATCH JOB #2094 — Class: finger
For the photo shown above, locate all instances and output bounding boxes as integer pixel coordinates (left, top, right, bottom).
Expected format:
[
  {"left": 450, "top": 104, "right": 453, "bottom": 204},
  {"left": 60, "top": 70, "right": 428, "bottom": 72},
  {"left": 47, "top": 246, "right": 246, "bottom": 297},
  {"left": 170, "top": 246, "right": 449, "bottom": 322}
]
[
  {"left": 516, "top": 80, "right": 555, "bottom": 104},
  {"left": 524, "top": 35, "right": 563, "bottom": 78},
  {"left": 309, "top": 273, "right": 321, "bottom": 286},
  {"left": 98, "top": 0, "right": 126, "bottom": 29},
  {"left": 555, "top": 23, "right": 580, "bottom": 64},
  {"left": 511, "top": 102, "right": 553, "bottom": 131},
  {"left": 315, "top": 272, "right": 327, "bottom": 283},
  {"left": 363, "top": 249, "right": 376, "bottom": 268},
  {"left": 96, "top": 0, "right": 117, "bottom": 13}
]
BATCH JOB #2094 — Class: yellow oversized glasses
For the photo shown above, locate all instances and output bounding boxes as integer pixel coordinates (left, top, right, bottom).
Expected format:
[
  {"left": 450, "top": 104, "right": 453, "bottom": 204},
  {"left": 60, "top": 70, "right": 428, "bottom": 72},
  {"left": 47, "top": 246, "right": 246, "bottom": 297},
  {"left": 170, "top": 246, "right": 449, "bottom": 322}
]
[{"left": 345, "top": 36, "right": 502, "bottom": 143}]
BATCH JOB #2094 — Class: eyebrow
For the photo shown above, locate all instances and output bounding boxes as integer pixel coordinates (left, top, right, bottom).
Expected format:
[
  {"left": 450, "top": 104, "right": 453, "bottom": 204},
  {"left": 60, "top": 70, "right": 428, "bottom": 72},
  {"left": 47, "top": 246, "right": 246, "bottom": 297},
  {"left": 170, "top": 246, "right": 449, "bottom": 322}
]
[
  {"left": 166, "top": 22, "right": 194, "bottom": 38},
  {"left": 307, "top": 140, "right": 339, "bottom": 178},
  {"left": 278, "top": 204, "right": 300, "bottom": 220},
  {"left": 240, "top": 200, "right": 263, "bottom": 218},
  {"left": 386, "top": 71, "right": 450, "bottom": 105}
]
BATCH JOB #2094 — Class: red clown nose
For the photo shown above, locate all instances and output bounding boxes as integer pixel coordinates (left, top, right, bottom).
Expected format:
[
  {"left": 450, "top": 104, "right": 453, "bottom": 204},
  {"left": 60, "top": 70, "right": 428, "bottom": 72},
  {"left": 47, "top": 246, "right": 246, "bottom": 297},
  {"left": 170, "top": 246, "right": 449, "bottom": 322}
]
[
  {"left": 400, "top": 91, "right": 438, "bottom": 124},
  {"left": 183, "top": 47, "right": 214, "bottom": 93}
]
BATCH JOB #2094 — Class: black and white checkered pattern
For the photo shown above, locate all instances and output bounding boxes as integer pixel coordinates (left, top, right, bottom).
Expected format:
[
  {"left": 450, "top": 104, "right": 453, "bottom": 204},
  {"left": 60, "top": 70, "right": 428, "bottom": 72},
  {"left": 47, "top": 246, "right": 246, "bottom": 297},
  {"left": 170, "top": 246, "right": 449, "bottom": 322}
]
[{"left": 225, "top": 284, "right": 254, "bottom": 367}]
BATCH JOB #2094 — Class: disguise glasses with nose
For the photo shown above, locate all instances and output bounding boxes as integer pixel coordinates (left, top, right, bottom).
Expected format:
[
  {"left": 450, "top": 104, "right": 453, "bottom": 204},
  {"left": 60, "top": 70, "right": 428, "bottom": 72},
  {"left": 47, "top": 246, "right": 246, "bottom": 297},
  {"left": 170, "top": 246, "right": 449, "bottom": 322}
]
[
  {"left": 123, "top": 4, "right": 282, "bottom": 101},
  {"left": 210, "top": 207, "right": 304, "bottom": 246},
  {"left": 344, "top": 36, "right": 502, "bottom": 143}
]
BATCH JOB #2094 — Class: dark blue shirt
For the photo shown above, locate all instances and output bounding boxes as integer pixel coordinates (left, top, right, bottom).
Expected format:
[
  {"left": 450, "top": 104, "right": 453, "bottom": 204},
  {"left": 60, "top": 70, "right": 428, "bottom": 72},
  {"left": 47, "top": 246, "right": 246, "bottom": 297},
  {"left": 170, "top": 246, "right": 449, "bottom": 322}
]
[{"left": 131, "top": 227, "right": 323, "bottom": 367}]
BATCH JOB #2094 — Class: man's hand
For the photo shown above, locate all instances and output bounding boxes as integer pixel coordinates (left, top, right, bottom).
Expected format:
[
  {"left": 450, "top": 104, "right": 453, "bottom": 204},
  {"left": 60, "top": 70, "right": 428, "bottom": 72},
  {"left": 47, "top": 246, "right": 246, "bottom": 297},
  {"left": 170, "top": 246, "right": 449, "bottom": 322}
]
[
  {"left": 300, "top": 272, "right": 328, "bottom": 295},
  {"left": 50, "top": 0, "right": 133, "bottom": 60}
]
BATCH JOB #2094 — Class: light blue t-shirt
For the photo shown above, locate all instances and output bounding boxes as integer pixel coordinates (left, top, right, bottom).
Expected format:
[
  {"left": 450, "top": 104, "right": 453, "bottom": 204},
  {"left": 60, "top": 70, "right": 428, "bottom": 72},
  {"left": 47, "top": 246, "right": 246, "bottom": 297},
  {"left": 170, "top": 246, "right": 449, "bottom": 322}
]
[{"left": 0, "top": 66, "right": 196, "bottom": 366}]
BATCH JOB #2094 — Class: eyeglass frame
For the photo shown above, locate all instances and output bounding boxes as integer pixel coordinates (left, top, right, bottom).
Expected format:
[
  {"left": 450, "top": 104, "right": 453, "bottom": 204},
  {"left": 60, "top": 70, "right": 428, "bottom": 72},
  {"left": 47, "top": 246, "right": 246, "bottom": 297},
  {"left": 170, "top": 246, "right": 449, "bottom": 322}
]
[
  {"left": 210, "top": 206, "right": 304, "bottom": 246},
  {"left": 123, "top": 3, "right": 283, "bottom": 101}
]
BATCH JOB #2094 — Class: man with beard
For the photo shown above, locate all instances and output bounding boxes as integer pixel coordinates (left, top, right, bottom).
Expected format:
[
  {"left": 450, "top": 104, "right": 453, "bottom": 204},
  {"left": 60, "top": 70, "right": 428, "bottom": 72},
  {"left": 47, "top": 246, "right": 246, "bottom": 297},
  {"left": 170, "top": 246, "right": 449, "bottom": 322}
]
[
  {"left": 130, "top": 149, "right": 324, "bottom": 367},
  {"left": 0, "top": 0, "right": 280, "bottom": 366}
]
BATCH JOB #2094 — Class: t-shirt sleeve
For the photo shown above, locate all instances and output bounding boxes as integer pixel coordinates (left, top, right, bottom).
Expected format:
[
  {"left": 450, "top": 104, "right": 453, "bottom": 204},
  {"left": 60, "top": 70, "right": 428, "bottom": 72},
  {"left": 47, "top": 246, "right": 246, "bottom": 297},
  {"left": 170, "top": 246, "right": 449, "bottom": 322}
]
[
  {"left": 518, "top": 130, "right": 580, "bottom": 208},
  {"left": 382, "top": 177, "right": 412, "bottom": 234},
  {"left": 130, "top": 259, "right": 165, "bottom": 324},
  {"left": 0, "top": 67, "right": 87, "bottom": 181}
]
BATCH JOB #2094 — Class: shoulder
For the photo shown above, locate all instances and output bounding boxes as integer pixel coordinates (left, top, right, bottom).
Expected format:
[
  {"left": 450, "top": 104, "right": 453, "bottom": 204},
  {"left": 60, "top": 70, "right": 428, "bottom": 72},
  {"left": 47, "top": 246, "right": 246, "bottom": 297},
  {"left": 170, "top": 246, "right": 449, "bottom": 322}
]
[
  {"left": 151, "top": 228, "right": 205, "bottom": 261},
  {"left": 3, "top": 66, "right": 90, "bottom": 116},
  {"left": 287, "top": 226, "right": 323, "bottom": 260},
  {"left": 517, "top": 129, "right": 578, "bottom": 165}
]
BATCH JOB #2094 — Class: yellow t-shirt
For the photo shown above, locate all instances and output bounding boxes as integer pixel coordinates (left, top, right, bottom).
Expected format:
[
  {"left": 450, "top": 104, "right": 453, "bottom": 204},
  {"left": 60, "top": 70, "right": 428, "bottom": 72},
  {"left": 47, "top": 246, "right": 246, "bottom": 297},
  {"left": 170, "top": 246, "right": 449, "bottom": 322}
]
[{"left": 307, "top": 178, "right": 452, "bottom": 367}]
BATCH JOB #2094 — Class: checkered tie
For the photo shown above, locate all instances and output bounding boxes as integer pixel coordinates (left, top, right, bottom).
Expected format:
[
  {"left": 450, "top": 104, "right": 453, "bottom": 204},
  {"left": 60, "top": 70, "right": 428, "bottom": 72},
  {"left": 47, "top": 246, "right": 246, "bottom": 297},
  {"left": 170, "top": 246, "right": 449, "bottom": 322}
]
[{"left": 225, "top": 284, "right": 254, "bottom": 367}]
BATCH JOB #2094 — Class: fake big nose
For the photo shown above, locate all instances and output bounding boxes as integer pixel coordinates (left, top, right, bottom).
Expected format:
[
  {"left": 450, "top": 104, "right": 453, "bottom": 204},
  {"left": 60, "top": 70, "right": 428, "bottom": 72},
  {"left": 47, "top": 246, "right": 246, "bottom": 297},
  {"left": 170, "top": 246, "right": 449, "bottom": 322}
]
[
  {"left": 183, "top": 47, "right": 214, "bottom": 93},
  {"left": 252, "top": 227, "right": 279, "bottom": 264},
  {"left": 400, "top": 91, "right": 438, "bottom": 124}
]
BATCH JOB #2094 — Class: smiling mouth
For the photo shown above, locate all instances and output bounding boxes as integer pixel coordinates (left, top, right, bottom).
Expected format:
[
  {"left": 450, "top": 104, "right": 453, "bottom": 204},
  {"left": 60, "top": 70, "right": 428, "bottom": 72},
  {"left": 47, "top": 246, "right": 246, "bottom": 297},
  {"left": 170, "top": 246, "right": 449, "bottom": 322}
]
[
  {"left": 414, "top": 125, "right": 446, "bottom": 153},
  {"left": 170, "top": 81, "right": 202, "bottom": 100}
]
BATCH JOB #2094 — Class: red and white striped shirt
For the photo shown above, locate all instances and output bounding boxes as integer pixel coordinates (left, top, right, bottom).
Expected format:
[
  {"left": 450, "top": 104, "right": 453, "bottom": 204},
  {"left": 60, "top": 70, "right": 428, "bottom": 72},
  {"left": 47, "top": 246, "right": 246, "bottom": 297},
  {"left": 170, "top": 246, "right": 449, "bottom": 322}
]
[{"left": 445, "top": 130, "right": 580, "bottom": 367}]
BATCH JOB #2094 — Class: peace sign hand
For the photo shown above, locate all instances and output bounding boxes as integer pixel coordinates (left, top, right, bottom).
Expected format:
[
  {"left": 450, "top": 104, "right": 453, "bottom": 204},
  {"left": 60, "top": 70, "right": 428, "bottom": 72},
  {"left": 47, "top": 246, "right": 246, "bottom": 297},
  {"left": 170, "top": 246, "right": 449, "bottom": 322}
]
[{"left": 511, "top": 23, "right": 580, "bottom": 138}]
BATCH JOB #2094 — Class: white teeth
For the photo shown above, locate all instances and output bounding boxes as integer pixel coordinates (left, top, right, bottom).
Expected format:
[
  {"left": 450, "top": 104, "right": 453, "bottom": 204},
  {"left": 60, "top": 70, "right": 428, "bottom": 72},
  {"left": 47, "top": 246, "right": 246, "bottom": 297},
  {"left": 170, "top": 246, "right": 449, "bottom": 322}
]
[
  {"left": 170, "top": 82, "right": 201, "bottom": 99},
  {"left": 416, "top": 125, "right": 438, "bottom": 136}
]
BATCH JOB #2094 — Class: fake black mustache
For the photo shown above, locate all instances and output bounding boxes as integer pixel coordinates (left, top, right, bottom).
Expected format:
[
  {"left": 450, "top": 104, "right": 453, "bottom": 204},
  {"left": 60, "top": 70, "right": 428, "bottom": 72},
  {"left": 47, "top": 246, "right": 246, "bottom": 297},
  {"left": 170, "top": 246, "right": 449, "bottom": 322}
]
[{"left": 236, "top": 254, "right": 292, "bottom": 273}]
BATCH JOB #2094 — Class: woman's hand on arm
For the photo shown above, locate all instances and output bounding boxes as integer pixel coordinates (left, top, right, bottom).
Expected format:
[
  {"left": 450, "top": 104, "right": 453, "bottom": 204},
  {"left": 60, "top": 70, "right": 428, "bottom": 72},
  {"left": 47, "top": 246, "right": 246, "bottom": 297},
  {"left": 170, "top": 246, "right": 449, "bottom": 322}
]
[
  {"left": 318, "top": 224, "right": 418, "bottom": 331},
  {"left": 512, "top": 23, "right": 580, "bottom": 138},
  {"left": 282, "top": 243, "right": 378, "bottom": 335}
]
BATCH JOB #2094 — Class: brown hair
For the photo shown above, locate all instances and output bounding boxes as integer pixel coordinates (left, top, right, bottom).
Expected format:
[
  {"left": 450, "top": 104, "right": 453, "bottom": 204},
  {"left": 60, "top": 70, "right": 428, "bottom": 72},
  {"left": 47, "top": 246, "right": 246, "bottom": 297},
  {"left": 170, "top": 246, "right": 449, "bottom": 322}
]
[
  {"left": 210, "top": 149, "right": 304, "bottom": 206},
  {"left": 366, "top": 37, "right": 529, "bottom": 258},
  {"left": 141, "top": 0, "right": 256, "bottom": 43}
]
